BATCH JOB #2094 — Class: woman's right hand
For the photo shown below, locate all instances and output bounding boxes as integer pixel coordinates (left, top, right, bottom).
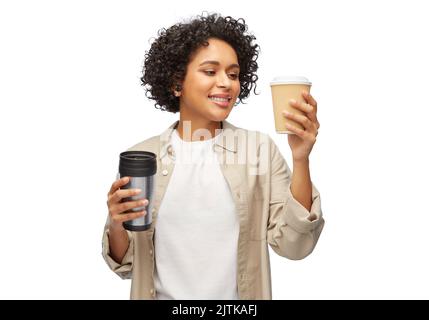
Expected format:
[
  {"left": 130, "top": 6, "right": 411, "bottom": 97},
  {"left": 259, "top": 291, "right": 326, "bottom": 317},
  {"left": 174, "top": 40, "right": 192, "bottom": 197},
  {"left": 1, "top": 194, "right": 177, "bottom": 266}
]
[{"left": 106, "top": 176, "right": 148, "bottom": 232}]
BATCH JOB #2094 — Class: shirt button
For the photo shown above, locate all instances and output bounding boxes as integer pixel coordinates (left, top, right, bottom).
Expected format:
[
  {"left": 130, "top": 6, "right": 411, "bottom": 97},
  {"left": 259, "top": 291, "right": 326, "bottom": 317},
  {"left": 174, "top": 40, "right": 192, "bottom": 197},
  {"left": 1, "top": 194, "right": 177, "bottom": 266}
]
[
  {"left": 162, "top": 169, "right": 168, "bottom": 176},
  {"left": 150, "top": 288, "right": 155, "bottom": 295},
  {"left": 149, "top": 250, "right": 153, "bottom": 256}
]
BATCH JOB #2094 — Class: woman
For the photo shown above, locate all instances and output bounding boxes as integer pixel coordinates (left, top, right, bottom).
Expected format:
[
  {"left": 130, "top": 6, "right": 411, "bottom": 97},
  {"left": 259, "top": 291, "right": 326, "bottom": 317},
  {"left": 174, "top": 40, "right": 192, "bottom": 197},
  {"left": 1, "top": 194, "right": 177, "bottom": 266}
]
[{"left": 102, "top": 13, "right": 324, "bottom": 300}]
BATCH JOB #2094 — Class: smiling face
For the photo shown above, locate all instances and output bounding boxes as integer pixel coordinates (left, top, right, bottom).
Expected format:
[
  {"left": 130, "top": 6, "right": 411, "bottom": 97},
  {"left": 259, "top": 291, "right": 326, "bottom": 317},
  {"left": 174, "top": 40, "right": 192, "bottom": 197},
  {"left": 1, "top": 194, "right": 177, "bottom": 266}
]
[{"left": 178, "top": 38, "right": 241, "bottom": 124}]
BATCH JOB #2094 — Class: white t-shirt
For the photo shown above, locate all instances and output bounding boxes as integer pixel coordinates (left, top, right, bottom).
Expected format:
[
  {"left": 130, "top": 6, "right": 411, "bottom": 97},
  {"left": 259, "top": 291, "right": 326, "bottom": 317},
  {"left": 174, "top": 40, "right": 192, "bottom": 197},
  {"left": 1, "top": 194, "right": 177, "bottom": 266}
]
[{"left": 154, "top": 129, "right": 239, "bottom": 300}]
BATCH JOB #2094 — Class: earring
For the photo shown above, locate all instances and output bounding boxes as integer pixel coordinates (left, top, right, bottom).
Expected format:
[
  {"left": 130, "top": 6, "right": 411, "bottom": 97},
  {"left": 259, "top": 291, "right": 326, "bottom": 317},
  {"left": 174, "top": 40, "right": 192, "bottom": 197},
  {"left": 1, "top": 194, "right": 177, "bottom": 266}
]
[{"left": 174, "top": 84, "right": 182, "bottom": 97}]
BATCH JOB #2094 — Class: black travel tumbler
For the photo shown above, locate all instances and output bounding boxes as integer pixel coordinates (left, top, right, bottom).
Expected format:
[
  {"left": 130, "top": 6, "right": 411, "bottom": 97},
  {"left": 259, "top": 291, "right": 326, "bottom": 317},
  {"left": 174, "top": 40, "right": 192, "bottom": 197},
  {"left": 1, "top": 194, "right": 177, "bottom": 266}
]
[{"left": 118, "top": 151, "right": 156, "bottom": 231}]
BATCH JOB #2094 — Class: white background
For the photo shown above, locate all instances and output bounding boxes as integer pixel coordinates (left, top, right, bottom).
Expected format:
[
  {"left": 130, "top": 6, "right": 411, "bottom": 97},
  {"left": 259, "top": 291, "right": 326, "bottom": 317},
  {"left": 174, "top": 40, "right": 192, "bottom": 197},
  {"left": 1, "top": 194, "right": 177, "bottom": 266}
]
[{"left": 1, "top": 0, "right": 428, "bottom": 299}]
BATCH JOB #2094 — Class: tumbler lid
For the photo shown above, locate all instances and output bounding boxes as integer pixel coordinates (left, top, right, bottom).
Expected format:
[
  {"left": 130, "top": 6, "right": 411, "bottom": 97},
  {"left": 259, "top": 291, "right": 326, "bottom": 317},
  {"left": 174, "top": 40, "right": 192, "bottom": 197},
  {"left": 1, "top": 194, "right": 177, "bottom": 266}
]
[{"left": 119, "top": 151, "right": 157, "bottom": 177}]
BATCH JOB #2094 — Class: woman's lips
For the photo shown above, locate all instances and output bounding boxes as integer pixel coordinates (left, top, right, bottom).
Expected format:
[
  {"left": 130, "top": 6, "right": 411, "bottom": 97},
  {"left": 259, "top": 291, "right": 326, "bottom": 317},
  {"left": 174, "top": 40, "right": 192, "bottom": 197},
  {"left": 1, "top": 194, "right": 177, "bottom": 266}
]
[{"left": 209, "top": 98, "right": 230, "bottom": 108}]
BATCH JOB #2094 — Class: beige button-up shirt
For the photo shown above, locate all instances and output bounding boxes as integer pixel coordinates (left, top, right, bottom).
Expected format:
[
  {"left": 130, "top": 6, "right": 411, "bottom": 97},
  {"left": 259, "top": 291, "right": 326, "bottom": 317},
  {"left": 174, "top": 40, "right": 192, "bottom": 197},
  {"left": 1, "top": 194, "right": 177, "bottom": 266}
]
[{"left": 102, "top": 120, "right": 325, "bottom": 300}]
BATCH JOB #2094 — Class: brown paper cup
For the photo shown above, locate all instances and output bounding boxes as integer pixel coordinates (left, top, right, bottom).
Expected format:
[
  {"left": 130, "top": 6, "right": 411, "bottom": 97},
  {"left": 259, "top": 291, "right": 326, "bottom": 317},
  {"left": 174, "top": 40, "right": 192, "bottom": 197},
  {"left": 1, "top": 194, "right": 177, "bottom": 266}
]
[{"left": 270, "top": 76, "right": 312, "bottom": 134}]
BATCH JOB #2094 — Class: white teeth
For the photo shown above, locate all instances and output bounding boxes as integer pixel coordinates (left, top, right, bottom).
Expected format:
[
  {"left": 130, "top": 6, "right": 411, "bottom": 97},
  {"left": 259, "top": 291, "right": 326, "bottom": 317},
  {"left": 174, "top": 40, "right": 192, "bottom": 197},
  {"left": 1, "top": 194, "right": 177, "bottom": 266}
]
[{"left": 209, "top": 97, "right": 229, "bottom": 102}]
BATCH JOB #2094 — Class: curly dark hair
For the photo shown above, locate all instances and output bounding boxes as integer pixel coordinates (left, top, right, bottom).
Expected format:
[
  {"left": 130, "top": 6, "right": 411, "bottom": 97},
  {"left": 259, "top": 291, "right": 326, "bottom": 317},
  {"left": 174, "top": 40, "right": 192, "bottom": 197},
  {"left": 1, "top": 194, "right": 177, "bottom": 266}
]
[{"left": 140, "top": 13, "right": 260, "bottom": 113}]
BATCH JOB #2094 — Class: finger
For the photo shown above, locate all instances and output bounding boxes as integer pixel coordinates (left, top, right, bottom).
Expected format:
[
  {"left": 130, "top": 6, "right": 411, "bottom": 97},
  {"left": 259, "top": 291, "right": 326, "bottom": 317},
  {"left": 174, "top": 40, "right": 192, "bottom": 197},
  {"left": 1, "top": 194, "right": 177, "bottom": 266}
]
[
  {"left": 289, "top": 99, "right": 319, "bottom": 126},
  {"left": 110, "top": 199, "right": 149, "bottom": 216},
  {"left": 108, "top": 176, "right": 130, "bottom": 197},
  {"left": 283, "top": 110, "right": 315, "bottom": 131},
  {"left": 289, "top": 99, "right": 313, "bottom": 113},
  {"left": 302, "top": 91, "right": 318, "bottom": 111},
  {"left": 108, "top": 188, "right": 142, "bottom": 206},
  {"left": 284, "top": 122, "right": 307, "bottom": 138},
  {"left": 285, "top": 123, "right": 316, "bottom": 143},
  {"left": 314, "top": 118, "right": 320, "bottom": 130},
  {"left": 112, "top": 210, "right": 147, "bottom": 223}
]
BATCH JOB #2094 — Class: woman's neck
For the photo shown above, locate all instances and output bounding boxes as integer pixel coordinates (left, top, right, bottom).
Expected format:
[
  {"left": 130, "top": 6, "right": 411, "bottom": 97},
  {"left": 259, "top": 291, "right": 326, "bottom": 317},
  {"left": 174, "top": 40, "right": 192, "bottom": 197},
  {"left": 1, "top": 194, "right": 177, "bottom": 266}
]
[{"left": 176, "top": 118, "right": 222, "bottom": 142}]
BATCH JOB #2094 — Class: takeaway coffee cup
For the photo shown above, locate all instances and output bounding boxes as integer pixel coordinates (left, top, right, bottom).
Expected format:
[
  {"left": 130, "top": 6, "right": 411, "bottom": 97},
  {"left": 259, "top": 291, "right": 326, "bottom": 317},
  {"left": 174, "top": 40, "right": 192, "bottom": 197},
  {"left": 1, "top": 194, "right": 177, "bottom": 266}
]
[
  {"left": 270, "top": 76, "right": 312, "bottom": 134},
  {"left": 118, "top": 151, "right": 157, "bottom": 231}
]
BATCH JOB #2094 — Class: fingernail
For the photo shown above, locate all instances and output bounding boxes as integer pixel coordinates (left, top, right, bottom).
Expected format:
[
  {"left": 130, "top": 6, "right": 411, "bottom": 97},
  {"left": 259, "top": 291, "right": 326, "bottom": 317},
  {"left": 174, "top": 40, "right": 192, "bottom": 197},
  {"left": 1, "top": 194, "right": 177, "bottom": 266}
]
[
  {"left": 135, "top": 188, "right": 142, "bottom": 194},
  {"left": 143, "top": 199, "right": 149, "bottom": 205},
  {"left": 289, "top": 99, "right": 296, "bottom": 105}
]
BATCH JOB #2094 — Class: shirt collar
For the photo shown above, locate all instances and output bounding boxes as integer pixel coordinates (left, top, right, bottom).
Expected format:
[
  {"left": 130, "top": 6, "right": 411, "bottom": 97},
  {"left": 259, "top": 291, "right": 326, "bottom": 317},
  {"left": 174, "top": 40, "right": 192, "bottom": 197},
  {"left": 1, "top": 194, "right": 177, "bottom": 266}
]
[{"left": 159, "top": 120, "right": 238, "bottom": 160}]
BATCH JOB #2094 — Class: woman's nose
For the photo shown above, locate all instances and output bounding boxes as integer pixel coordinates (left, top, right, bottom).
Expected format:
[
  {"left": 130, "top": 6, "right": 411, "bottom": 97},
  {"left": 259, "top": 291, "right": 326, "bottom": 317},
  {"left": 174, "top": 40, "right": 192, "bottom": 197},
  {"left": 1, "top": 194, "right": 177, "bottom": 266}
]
[{"left": 216, "top": 72, "right": 232, "bottom": 88}]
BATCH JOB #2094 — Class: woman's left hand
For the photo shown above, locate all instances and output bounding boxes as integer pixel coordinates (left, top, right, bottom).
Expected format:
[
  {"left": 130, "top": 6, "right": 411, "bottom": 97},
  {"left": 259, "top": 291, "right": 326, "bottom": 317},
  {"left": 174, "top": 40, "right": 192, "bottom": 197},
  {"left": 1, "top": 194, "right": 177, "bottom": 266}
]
[{"left": 282, "top": 91, "right": 320, "bottom": 162}]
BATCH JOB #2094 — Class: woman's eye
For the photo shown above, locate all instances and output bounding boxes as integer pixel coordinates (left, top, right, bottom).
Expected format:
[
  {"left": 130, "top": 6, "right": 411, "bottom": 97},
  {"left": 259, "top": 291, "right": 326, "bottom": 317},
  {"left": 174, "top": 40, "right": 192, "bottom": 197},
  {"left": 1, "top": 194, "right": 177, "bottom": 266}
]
[{"left": 203, "top": 70, "right": 239, "bottom": 79}]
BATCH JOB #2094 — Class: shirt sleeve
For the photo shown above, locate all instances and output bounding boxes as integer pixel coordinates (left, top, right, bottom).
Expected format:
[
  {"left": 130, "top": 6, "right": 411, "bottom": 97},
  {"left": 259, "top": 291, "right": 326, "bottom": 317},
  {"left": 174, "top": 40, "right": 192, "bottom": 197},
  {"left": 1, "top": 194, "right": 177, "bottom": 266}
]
[
  {"left": 266, "top": 137, "right": 325, "bottom": 260},
  {"left": 101, "top": 217, "right": 135, "bottom": 279}
]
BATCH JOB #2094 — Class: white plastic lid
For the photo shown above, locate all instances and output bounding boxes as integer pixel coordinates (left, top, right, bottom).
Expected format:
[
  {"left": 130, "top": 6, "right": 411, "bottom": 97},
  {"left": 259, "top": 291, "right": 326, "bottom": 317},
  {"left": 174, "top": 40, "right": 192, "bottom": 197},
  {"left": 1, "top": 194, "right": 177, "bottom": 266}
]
[{"left": 270, "top": 76, "right": 311, "bottom": 86}]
